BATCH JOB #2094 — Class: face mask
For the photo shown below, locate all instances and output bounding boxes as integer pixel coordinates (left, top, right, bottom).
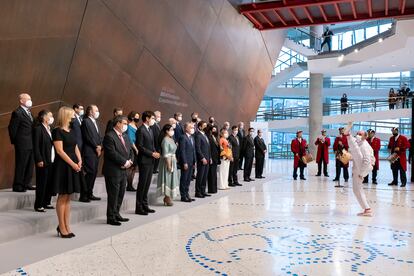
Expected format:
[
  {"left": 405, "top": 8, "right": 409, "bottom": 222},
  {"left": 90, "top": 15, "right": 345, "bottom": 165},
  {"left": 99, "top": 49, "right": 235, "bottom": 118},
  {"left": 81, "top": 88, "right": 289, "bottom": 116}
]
[
  {"left": 122, "top": 124, "right": 128, "bottom": 133},
  {"left": 79, "top": 110, "right": 84, "bottom": 116},
  {"left": 209, "top": 119, "right": 214, "bottom": 123},
  {"left": 192, "top": 118, "right": 197, "bottom": 123},
  {"left": 25, "top": 100, "right": 33, "bottom": 108},
  {"left": 133, "top": 118, "right": 139, "bottom": 123},
  {"left": 172, "top": 124, "right": 176, "bottom": 129},
  {"left": 355, "top": 135, "right": 362, "bottom": 143},
  {"left": 149, "top": 119, "right": 155, "bottom": 126},
  {"left": 249, "top": 131, "right": 254, "bottom": 135},
  {"left": 168, "top": 130, "right": 175, "bottom": 137},
  {"left": 48, "top": 117, "right": 54, "bottom": 125},
  {"left": 258, "top": 133, "right": 262, "bottom": 137},
  {"left": 393, "top": 132, "right": 398, "bottom": 136},
  {"left": 224, "top": 133, "right": 229, "bottom": 138},
  {"left": 189, "top": 129, "right": 195, "bottom": 135},
  {"left": 233, "top": 131, "right": 238, "bottom": 136},
  {"left": 177, "top": 116, "right": 182, "bottom": 121},
  {"left": 156, "top": 117, "right": 161, "bottom": 123},
  {"left": 94, "top": 112, "right": 100, "bottom": 120}
]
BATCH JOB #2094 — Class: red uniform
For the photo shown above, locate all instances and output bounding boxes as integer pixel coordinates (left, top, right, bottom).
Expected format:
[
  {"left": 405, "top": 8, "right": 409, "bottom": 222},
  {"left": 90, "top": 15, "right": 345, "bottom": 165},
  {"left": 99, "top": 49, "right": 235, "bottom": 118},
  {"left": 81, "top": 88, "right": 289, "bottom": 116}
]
[
  {"left": 315, "top": 136, "right": 331, "bottom": 163},
  {"left": 367, "top": 136, "right": 381, "bottom": 170},
  {"left": 388, "top": 135, "right": 410, "bottom": 171},
  {"left": 333, "top": 135, "right": 349, "bottom": 168},
  {"left": 291, "top": 138, "right": 307, "bottom": 168}
]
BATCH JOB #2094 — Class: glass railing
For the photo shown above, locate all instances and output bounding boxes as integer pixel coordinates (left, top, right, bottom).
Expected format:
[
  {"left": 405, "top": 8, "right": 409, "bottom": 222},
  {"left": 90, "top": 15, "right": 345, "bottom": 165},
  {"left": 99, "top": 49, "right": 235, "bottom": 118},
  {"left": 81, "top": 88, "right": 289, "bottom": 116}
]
[
  {"left": 279, "top": 77, "right": 414, "bottom": 89},
  {"left": 273, "top": 47, "right": 307, "bottom": 75},
  {"left": 256, "top": 98, "right": 412, "bottom": 121},
  {"left": 286, "top": 28, "right": 321, "bottom": 50}
]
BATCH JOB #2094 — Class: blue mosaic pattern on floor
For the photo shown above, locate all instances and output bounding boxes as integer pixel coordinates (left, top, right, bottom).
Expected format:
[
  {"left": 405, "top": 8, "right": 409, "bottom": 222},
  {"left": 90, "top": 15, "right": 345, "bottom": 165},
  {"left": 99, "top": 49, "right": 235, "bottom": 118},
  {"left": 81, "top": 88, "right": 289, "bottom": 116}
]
[{"left": 185, "top": 219, "right": 414, "bottom": 275}]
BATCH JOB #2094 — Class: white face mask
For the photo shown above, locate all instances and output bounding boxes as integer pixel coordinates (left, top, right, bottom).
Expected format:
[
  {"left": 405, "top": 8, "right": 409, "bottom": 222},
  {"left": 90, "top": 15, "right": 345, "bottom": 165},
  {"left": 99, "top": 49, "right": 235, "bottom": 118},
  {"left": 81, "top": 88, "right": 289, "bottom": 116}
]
[
  {"left": 249, "top": 131, "right": 254, "bottom": 136},
  {"left": 172, "top": 124, "right": 176, "bottom": 129},
  {"left": 189, "top": 129, "right": 195, "bottom": 135},
  {"left": 168, "top": 130, "right": 175, "bottom": 137},
  {"left": 120, "top": 124, "right": 127, "bottom": 133},
  {"left": 48, "top": 117, "right": 54, "bottom": 125},
  {"left": 79, "top": 110, "right": 84, "bottom": 116},
  {"left": 149, "top": 119, "right": 155, "bottom": 126},
  {"left": 177, "top": 116, "right": 182, "bottom": 122},
  {"left": 156, "top": 117, "right": 161, "bottom": 123},
  {"left": 25, "top": 100, "right": 33, "bottom": 108},
  {"left": 355, "top": 135, "right": 362, "bottom": 143},
  {"left": 224, "top": 133, "right": 229, "bottom": 138},
  {"left": 233, "top": 131, "right": 238, "bottom": 136},
  {"left": 94, "top": 111, "right": 100, "bottom": 120}
]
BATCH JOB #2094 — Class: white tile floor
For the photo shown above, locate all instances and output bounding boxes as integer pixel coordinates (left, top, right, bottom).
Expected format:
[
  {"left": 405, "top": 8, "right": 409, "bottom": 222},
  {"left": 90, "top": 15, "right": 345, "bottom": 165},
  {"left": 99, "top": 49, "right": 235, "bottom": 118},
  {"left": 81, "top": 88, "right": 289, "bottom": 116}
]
[{"left": 3, "top": 160, "right": 414, "bottom": 276}]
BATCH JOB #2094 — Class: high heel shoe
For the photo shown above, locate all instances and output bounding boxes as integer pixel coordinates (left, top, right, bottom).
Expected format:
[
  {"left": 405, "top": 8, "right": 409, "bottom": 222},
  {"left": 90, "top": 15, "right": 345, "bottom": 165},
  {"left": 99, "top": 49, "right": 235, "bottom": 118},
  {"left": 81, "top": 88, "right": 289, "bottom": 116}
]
[
  {"left": 163, "top": 196, "right": 173, "bottom": 206},
  {"left": 56, "top": 226, "right": 73, "bottom": 238}
]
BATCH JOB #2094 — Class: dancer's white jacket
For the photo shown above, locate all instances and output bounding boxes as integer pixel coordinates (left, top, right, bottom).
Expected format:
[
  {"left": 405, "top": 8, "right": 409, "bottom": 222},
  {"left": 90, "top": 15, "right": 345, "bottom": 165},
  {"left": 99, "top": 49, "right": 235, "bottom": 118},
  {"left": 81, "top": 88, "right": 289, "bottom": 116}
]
[{"left": 347, "top": 135, "right": 375, "bottom": 177}]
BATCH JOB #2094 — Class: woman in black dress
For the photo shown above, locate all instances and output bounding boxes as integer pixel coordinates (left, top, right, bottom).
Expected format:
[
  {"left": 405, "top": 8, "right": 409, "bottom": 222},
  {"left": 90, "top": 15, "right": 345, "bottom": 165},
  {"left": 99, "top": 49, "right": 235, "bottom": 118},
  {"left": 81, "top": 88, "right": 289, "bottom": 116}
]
[
  {"left": 207, "top": 124, "right": 220, "bottom": 194},
  {"left": 53, "top": 106, "right": 82, "bottom": 238}
]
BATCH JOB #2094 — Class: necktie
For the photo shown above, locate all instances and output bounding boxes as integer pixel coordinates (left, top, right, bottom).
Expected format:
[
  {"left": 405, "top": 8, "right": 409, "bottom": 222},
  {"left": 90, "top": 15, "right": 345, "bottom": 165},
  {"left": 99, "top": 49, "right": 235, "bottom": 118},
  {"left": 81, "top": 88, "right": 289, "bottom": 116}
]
[
  {"left": 119, "top": 134, "right": 127, "bottom": 150},
  {"left": 27, "top": 110, "right": 33, "bottom": 121}
]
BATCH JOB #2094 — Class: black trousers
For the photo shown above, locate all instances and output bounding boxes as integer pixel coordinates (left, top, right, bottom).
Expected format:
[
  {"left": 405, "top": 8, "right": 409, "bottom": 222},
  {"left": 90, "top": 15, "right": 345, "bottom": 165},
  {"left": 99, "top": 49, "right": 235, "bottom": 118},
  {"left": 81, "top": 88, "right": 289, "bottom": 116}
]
[
  {"left": 84, "top": 154, "right": 99, "bottom": 197},
  {"left": 153, "top": 158, "right": 160, "bottom": 173},
  {"left": 363, "top": 168, "right": 377, "bottom": 183},
  {"left": 135, "top": 162, "right": 154, "bottom": 211},
  {"left": 321, "top": 39, "right": 331, "bottom": 51},
  {"left": 180, "top": 165, "right": 193, "bottom": 199},
  {"left": 195, "top": 162, "right": 209, "bottom": 195},
  {"left": 208, "top": 163, "right": 218, "bottom": 193},
  {"left": 79, "top": 169, "right": 89, "bottom": 200},
  {"left": 105, "top": 173, "right": 126, "bottom": 221},
  {"left": 34, "top": 165, "right": 53, "bottom": 209},
  {"left": 243, "top": 155, "right": 254, "bottom": 179},
  {"left": 13, "top": 148, "right": 34, "bottom": 190},
  {"left": 335, "top": 159, "right": 349, "bottom": 180},
  {"left": 229, "top": 158, "right": 240, "bottom": 184},
  {"left": 391, "top": 162, "right": 407, "bottom": 185},
  {"left": 255, "top": 155, "right": 265, "bottom": 177},
  {"left": 293, "top": 164, "right": 305, "bottom": 179},
  {"left": 317, "top": 158, "right": 328, "bottom": 176}
]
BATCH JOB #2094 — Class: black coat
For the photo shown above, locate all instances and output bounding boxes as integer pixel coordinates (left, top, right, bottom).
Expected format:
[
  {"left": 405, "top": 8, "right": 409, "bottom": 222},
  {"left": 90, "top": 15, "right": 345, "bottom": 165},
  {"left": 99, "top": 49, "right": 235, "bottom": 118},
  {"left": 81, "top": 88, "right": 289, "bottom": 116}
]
[
  {"left": 105, "top": 119, "right": 114, "bottom": 134},
  {"left": 8, "top": 106, "right": 34, "bottom": 150},
  {"left": 228, "top": 134, "right": 241, "bottom": 159},
  {"left": 81, "top": 117, "right": 102, "bottom": 156},
  {"left": 102, "top": 129, "right": 133, "bottom": 177},
  {"left": 194, "top": 131, "right": 211, "bottom": 162},
  {"left": 151, "top": 122, "right": 162, "bottom": 151},
  {"left": 136, "top": 124, "right": 156, "bottom": 165},
  {"left": 71, "top": 116, "right": 83, "bottom": 151},
  {"left": 178, "top": 134, "right": 196, "bottom": 166},
  {"left": 33, "top": 124, "right": 54, "bottom": 166},
  {"left": 243, "top": 135, "right": 255, "bottom": 158},
  {"left": 208, "top": 134, "right": 221, "bottom": 165},
  {"left": 254, "top": 136, "right": 267, "bottom": 158},
  {"left": 174, "top": 122, "right": 185, "bottom": 142}
]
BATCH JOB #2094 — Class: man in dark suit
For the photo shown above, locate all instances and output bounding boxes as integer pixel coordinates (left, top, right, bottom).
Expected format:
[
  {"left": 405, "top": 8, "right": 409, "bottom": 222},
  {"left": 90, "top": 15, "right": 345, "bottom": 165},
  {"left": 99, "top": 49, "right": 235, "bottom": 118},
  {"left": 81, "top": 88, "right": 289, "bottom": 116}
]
[
  {"left": 228, "top": 125, "right": 242, "bottom": 187},
  {"left": 81, "top": 105, "right": 102, "bottom": 201},
  {"left": 194, "top": 121, "right": 211, "bottom": 198},
  {"left": 237, "top": 122, "right": 246, "bottom": 170},
  {"left": 243, "top": 127, "right": 255, "bottom": 182},
  {"left": 72, "top": 104, "right": 89, "bottom": 202},
  {"left": 8, "top": 93, "right": 35, "bottom": 192},
  {"left": 174, "top": 112, "right": 184, "bottom": 143},
  {"left": 151, "top": 110, "right": 162, "bottom": 173},
  {"left": 178, "top": 122, "right": 196, "bottom": 202},
  {"left": 254, "top": 129, "right": 267, "bottom": 179},
  {"left": 135, "top": 111, "right": 160, "bottom": 215},
  {"left": 103, "top": 116, "right": 134, "bottom": 226},
  {"left": 105, "top": 107, "right": 123, "bottom": 134}
]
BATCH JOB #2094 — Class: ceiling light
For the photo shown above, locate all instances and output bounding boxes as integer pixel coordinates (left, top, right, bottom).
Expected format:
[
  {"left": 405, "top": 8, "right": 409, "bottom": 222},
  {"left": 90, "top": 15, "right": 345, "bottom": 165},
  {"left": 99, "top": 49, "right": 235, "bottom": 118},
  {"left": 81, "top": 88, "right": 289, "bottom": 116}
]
[
  {"left": 354, "top": 49, "right": 359, "bottom": 53},
  {"left": 378, "top": 38, "right": 383, "bottom": 43},
  {"left": 392, "top": 64, "right": 396, "bottom": 67},
  {"left": 338, "top": 55, "right": 344, "bottom": 61}
]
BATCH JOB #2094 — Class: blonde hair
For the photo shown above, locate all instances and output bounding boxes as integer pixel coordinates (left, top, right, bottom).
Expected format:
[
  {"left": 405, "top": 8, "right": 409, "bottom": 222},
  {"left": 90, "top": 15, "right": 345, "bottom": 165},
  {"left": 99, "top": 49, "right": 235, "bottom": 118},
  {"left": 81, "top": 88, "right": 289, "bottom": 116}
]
[{"left": 56, "top": 106, "right": 74, "bottom": 129}]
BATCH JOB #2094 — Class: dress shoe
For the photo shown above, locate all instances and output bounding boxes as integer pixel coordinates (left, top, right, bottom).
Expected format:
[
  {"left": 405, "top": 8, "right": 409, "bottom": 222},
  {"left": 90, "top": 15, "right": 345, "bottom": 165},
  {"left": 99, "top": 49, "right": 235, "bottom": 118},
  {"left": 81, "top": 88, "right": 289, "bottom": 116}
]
[
  {"left": 229, "top": 184, "right": 236, "bottom": 187},
  {"left": 293, "top": 177, "right": 297, "bottom": 180},
  {"left": 195, "top": 194, "right": 205, "bottom": 198},
  {"left": 12, "top": 187, "right": 26, "bottom": 193},
  {"left": 135, "top": 209, "right": 148, "bottom": 215},
  {"left": 35, "top": 207, "right": 46, "bottom": 212},
  {"left": 244, "top": 179, "right": 251, "bottom": 182},
  {"left": 202, "top": 193, "right": 211, "bottom": 197},
  {"left": 181, "top": 198, "right": 192, "bottom": 202},
  {"left": 143, "top": 207, "right": 155, "bottom": 213},
  {"left": 400, "top": 184, "right": 406, "bottom": 187},
  {"left": 362, "top": 180, "right": 368, "bottom": 184},
  {"left": 333, "top": 178, "right": 339, "bottom": 181},
  {"left": 69, "top": 233, "right": 76, "bottom": 237},
  {"left": 300, "top": 177, "right": 306, "bottom": 180},
  {"left": 235, "top": 183, "right": 243, "bottom": 186},
  {"left": 315, "top": 174, "right": 321, "bottom": 176},
  {"left": 44, "top": 205, "right": 55, "bottom": 209},
  {"left": 116, "top": 216, "right": 129, "bottom": 222},
  {"left": 89, "top": 195, "right": 101, "bottom": 201},
  {"left": 79, "top": 197, "right": 91, "bottom": 203},
  {"left": 126, "top": 186, "right": 137, "bottom": 192},
  {"left": 56, "top": 226, "right": 72, "bottom": 238},
  {"left": 188, "top": 197, "right": 195, "bottom": 201},
  {"left": 248, "top": 178, "right": 254, "bottom": 181},
  {"left": 388, "top": 182, "right": 398, "bottom": 186},
  {"left": 26, "top": 186, "right": 36, "bottom": 190},
  {"left": 372, "top": 180, "right": 378, "bottom": 184},
  {"left": 107, "top": 220, "right": 122, "bottom": 226},
  {"left": 324, "top": 174, "right": 329, "bottom": 177}
]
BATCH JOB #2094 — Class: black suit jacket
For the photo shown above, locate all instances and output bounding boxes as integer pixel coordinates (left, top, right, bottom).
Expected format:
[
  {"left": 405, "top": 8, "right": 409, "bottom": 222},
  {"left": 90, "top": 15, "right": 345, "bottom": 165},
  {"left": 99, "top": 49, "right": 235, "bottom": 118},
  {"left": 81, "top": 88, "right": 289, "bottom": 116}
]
[
  {"left": 72, "top": 116, "right": 83, "bottom": 151},
  {"left": 32, "top": 124, "right": 54, "bottom": 166},
  {"left": 81, "top": 117, "right": 102, "bottom": 156},
  {"left": 136, "top": 124, "right": 156, "bottom": 165},
  {"left": 254, "top": 136, "right": 267, "bottom": 158},
  {"left": 174, "top": 122, "right": 184, "bottom": 142},
  {"left": 194, "top": 131, "right": 211, "bottom": 162},
  {"left": 244, "top": 135, "right": 255, "bottom": 158},
  {"left": 102, "top": 129, "right": 133, "bottom": 177},
  {"left": 178, "top": 134, "right": 196, "bottom": 166},
  {"left": 228, "top": 134, "right": 241, "bottom": 159},
  {"left": 105, "top": 119, "right": 114, "bottom": 134},
  {"left": 151, "top": 122, "right": 162, "bottom": 151},
  {"left": 208, "top": 134, "right": 220, "bottom": 165},
  {"left": 8, "top": 106, "right": 34, "bottom": 150}
]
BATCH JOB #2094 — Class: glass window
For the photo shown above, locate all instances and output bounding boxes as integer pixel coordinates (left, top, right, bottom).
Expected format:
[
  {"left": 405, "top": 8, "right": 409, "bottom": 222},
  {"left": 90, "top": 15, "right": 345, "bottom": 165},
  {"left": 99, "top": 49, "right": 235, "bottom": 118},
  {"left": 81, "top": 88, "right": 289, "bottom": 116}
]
[
  {"left": 366, "top": 26, "right": 378, "bottom": 39},
  {"left": 379, "top": 23, "right": 392, "bottom": 33},
  {"left": 342, "top": 31, "right": 353, "bottom": 49},
  {"left": 354, "top": 29, "right": 365, "bottom": 43}
]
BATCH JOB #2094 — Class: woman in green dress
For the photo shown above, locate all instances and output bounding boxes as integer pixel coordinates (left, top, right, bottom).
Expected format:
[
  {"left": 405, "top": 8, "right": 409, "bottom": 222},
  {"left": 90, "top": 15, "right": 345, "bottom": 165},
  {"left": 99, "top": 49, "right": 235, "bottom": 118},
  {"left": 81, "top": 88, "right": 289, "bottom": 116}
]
[{"left": 157, "top": 124, "right": 179, "bottom": 206}]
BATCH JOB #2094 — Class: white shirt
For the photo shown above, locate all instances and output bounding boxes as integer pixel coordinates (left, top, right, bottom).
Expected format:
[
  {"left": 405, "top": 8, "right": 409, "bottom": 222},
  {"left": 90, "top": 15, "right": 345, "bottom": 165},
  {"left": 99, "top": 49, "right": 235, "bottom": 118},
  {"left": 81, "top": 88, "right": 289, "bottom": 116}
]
[
  {"left": 42, "top": 123, "right": 55, "bottom": 163},
  {"left": 75, "top": 114, "right": 82, "bottom": 125},
  {"left": 348, "top": 135, "right": 375, "bottom": 177},
  {"left": 89, "top": 116, "right": 99, "bottom": 133}
]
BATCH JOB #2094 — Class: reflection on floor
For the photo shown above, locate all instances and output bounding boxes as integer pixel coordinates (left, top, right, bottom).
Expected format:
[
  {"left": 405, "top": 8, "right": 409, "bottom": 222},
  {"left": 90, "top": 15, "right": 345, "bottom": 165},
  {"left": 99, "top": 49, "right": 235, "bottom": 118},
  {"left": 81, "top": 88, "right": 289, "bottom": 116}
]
[{"left": 3, "top": 160, "right": 414, "bottom": 276}]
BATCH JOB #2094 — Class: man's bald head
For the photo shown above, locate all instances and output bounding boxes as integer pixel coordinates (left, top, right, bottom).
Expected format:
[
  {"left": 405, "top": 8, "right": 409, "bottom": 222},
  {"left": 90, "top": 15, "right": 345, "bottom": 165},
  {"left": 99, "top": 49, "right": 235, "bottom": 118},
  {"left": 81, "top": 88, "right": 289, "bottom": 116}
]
[{"left": 19, "top": 93, "right": 32, "bottom": 107}]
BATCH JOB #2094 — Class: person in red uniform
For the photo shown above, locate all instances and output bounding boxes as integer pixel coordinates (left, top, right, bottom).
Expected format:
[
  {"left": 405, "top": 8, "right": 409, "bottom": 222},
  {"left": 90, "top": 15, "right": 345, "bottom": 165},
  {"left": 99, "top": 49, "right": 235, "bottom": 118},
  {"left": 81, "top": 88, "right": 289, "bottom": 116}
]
[
  {"left": 364, "top": 129, "right": 381, "bottom": 184},
  {"left": 291, "top": 130, "right": 308, "bottom": 180},
  {"left": 333, "top": 127, "right": 349, "bottom": 183},
  {"left": 315, "top": 129, "right": 330, "bottom": 177},
  {"left": 388, "top": 127, "right": 410, "bottom": 187}
]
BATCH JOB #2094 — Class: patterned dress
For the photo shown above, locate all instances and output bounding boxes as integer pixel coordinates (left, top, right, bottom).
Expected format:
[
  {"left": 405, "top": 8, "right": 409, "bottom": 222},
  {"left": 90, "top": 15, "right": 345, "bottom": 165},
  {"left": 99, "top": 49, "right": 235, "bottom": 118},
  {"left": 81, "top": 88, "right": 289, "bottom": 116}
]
[{"left": 157, "top": 137, "right": 180, "bottom": 198}]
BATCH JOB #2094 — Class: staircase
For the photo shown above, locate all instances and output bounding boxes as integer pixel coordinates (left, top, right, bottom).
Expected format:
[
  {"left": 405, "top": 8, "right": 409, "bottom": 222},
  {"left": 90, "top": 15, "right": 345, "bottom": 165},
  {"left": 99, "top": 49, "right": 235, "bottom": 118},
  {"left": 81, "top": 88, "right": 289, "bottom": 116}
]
[{"left": 268, "top": 62, "right": 307, "bottom": 90}]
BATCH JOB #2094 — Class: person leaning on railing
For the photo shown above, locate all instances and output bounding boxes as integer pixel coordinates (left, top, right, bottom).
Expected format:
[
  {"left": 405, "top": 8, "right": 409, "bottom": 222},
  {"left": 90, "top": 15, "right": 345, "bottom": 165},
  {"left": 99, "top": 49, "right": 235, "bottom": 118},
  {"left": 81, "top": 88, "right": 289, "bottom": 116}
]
[{"left": 388, "top": 88, "right": 397, "bottom": 110}]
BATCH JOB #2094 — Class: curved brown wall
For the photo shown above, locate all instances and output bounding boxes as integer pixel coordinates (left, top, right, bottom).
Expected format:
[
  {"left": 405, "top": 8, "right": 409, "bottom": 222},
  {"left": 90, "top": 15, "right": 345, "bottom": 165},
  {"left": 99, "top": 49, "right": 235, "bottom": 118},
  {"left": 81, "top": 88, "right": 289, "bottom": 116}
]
[{"left": 0, "top": 0, "right": 284, "bottom": 189}]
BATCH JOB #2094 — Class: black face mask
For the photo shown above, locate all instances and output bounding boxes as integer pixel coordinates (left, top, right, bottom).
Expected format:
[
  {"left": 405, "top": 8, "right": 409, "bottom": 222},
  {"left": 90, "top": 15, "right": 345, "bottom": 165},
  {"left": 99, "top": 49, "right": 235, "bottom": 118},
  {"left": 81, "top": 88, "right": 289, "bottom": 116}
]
[
  {"left": 209, "top": 119, "right": 214, "bottom": 124},
  {"left": 192, "top": 118, "right": 198, "bottom": 123},
  {"left": 393, "top": 132, "right": 398, "bottom": 136},
  {"left": 133, "top": 118, "right": 140, "bottom": 123}
]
